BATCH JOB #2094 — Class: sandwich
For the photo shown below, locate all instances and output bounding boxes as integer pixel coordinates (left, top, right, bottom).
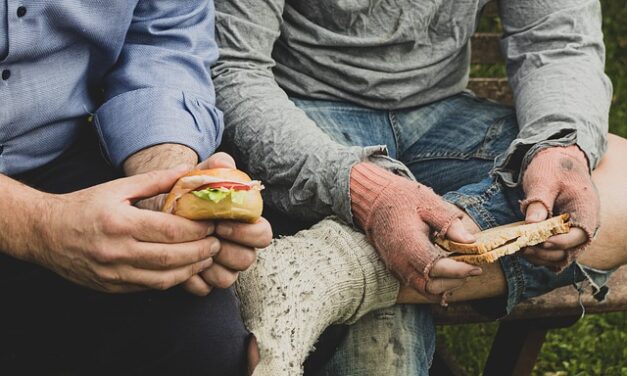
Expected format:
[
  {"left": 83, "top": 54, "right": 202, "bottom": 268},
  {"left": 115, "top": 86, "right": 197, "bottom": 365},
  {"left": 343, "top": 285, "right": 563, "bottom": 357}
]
[
  {"left": 162, "top": 168, "right": 263, "bottom": 223},
  {"left": 436, "top": 214, "right": 571, "bottom": 265}
]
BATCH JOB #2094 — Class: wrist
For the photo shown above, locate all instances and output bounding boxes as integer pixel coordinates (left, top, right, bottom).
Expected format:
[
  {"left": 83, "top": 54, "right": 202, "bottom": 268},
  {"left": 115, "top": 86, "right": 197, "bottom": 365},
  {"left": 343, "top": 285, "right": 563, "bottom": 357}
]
[
  {"left": 123, "top": 143, "right": 198, "bottom": 176},
  {"left": 349, "top": 163, "right": 396, "bottom": 227}
]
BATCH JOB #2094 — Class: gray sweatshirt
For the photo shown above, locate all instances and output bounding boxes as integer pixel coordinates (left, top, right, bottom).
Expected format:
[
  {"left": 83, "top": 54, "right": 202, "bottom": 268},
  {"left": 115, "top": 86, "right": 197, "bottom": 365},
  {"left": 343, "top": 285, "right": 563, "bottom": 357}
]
[{"left": 213, "top": 0, "right": 612, "bottom": 225}]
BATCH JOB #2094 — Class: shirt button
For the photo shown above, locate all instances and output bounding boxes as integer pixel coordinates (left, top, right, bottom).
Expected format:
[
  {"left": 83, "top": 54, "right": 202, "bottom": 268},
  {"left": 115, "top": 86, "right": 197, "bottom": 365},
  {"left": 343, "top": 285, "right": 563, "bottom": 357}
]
[
  {"left": 17, "top": 6, "right": 27, "bottom": 17},
  {"left": 1, "top": 70, "right": 10, "bottom": 80}
]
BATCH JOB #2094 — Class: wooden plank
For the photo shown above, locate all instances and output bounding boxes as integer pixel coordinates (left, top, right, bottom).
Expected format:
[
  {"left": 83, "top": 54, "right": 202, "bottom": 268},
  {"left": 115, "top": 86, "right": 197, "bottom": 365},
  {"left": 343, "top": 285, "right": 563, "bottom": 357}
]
[
  {"left": 467, "top": 77, "right": 512, "bottom": 104},
  {"left": 433, "top": 266, "right": 627, "bottom": 325},
  {"left": 483, "top": 320, "right": 548, "bottom": 376},
  {"left": 471, "top": 33, "right": 502, "bottom": 64},
  {"left": 483, "top": 316, "right": 581, "bottom": 376},
  {"left": 482, "top": 1, "right": 499, "bottom": 18}
]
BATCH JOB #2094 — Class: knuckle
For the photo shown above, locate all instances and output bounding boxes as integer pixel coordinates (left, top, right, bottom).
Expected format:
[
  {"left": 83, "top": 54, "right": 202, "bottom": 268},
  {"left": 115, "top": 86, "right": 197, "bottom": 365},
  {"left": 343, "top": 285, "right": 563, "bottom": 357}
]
[
  {"left": 152, "top": 279, "right": 171, "bottom": 291},
  {"left": 160, "top": 223, "right": 180, "bottom": 242},
  {"left": 92, "top": 246, "right": 118, "bottom": 264},
  {"left": 97, "top": 268, "right": 123, "bottom": 284},
  {"left": 156, "top": 251, "right": 172, "bottom": 267},
  {"left": 98, "top": 212, "right": 127, "bottom": 235}
]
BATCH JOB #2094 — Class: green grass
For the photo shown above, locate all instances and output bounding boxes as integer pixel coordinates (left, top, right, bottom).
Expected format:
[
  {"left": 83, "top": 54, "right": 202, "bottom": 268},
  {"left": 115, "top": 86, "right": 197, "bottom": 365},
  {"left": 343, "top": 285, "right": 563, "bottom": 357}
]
[
  {"left": 445, "top": 2, "right": 627, "bottom": 374},
  {"left": 437, "top": 312, "right": 627, "bottom": 376}
]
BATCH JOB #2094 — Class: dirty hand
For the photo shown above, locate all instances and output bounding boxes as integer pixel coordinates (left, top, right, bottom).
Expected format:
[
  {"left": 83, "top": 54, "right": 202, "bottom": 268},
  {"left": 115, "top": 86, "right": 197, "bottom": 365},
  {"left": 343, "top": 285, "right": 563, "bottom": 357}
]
[
  {"left": 520, "top": 145, "right": 600, "bottom": 271},
  {"left": 350, "top": 163, "right": 480, "bottom": 298}
]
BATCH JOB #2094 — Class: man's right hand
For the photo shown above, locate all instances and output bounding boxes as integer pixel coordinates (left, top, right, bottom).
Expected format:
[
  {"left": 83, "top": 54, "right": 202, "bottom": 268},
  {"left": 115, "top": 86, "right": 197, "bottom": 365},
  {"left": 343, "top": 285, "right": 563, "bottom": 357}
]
[
  {"left": 350, "top": 162, "right": 480, "bottom": 299},
  {"left": 30, "top": 167, "right": 219, "bottom": 293}
]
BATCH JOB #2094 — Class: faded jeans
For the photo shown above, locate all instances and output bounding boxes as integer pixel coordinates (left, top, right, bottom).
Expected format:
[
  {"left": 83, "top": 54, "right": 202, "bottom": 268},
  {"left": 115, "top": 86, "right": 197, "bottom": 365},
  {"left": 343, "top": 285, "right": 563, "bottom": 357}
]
[{"left": 290, "top": 92, "right": 613, "bottom": 376}]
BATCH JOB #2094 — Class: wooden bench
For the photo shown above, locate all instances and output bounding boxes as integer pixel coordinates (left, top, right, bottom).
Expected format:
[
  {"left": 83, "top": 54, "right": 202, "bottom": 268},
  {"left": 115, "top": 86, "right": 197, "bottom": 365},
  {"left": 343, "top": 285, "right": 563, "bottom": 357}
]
[{"left": 430, "top": 3, "right": 627, "bottom": 375}]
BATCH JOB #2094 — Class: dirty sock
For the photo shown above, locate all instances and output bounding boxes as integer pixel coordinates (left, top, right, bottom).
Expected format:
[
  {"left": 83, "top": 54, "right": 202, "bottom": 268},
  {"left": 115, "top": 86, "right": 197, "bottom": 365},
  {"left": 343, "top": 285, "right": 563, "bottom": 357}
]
[{"left": 235, "top": 218, "right": 400, "bottom": 376}]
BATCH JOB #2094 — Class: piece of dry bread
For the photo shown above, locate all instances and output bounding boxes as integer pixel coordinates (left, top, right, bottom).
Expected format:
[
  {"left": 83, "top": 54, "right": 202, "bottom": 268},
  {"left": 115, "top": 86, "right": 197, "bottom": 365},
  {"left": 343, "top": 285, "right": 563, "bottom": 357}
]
[{"left": 435, "top": 214, "right": 571, "bottom": 265}]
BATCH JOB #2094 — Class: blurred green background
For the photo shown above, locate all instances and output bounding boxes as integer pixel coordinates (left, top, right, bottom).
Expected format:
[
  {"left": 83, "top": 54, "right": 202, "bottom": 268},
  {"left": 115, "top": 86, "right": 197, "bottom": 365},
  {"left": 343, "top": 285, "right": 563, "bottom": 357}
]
[{"left": 441, "top": 2, "right": 626, "bottom": 375}]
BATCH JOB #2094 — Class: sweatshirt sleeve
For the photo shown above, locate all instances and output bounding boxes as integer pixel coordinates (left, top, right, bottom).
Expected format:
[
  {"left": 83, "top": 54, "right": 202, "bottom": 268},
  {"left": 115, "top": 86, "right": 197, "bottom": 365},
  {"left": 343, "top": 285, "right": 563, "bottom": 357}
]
[
  {"left": 492, "top": 0, "right": 612, "bottom": 185},
  {"left": 213, "top": 0, "right": 412, "bottom": 224}
]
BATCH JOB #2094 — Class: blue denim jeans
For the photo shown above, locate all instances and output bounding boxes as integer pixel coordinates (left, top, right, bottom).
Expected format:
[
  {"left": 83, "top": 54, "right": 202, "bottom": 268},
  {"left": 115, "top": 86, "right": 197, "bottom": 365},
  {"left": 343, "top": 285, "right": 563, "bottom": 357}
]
[{"left": 292, "top": 93, "right": 613, "bottom": 376}]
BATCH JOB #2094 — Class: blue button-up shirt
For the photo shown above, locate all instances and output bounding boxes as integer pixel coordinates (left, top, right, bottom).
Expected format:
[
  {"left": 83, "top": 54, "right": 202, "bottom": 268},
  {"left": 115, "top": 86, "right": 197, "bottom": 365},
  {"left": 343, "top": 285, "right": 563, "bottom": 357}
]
[{"left": 0, "top": 1, "right": 223, "bottom": 175}]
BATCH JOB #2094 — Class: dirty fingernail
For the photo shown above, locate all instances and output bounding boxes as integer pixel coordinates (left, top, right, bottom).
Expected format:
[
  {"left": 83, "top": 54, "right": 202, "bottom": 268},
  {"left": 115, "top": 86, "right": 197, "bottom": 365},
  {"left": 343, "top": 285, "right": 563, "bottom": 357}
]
[
  {"left": 469, "top": 268, "right": 482, "bottom": 276},
  {"left": 218, "top": 224, "right": 233, "bottom": 237}
]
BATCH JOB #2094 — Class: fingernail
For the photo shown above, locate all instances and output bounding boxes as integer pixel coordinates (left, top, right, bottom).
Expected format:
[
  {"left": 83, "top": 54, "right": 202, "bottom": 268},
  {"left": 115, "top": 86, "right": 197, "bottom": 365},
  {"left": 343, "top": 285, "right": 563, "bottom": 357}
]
[
  {"left": 543, "top": 242, "right": 555, "bottom": 249},
  {"left": 210, "top": 239, "right": 221, "bottom": 254},
  {"left": 469, "top": 268, "right": 482, "bottom": 276},
  {"left": 218, "top": 223, "right": 233, "bottom": 237},
  {"left": 206, "top": 222, "right": 216, "bottom": 236},
  {"left": 201, "top": 258, "right": 214, "bottom": 269}
]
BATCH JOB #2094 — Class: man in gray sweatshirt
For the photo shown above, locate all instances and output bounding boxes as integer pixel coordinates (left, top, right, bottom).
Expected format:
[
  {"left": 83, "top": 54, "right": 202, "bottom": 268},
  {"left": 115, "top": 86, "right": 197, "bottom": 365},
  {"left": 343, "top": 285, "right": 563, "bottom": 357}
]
[{"left": 213, "top": 0, "right": 624, "bottom": 374}]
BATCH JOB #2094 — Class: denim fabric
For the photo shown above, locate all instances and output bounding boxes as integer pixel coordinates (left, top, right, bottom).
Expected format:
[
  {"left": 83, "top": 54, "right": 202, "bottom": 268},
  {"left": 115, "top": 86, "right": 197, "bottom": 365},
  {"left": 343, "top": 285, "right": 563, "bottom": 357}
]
[{"left": 292, "top": 93, "right": 613, "bottom": 375}]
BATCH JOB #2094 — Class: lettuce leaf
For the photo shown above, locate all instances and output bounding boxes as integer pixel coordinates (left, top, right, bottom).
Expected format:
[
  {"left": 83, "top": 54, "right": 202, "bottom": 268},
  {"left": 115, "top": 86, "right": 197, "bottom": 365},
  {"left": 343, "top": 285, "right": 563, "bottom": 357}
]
[{"left": 192, "top": 187, "right": 246, "bottom": 204}]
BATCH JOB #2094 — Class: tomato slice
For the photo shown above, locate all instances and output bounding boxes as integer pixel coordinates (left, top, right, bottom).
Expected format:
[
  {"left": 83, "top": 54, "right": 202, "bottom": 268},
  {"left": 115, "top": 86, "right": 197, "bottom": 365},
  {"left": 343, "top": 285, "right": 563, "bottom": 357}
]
[{"left": 200, "top": 182, "right": 251, "bottom": 191}]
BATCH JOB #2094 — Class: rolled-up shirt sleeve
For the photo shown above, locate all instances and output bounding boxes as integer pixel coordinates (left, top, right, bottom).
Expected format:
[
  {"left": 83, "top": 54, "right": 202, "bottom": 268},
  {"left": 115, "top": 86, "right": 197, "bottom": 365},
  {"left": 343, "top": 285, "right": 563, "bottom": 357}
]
[
  {"left": 94, "top": 0, "right": 223, "bottom": 169},
  {"left": 492, "top": 0, "right": 612, "bottom": 185}
]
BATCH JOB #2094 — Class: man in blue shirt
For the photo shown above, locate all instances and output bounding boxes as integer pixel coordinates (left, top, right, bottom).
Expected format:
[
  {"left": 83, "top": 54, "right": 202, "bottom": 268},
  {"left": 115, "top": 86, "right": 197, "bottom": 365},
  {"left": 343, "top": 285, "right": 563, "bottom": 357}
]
[{"left": 0, "top": 2, "right": 271, "bottom": 374}]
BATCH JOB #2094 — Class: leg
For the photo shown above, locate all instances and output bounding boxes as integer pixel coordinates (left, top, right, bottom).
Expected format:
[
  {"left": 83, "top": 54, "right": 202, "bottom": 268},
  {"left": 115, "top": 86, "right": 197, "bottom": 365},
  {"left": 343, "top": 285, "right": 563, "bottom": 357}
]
[
  {"left": 293, "top": 99, "right": 436, "bottom": 376},
  {"left": 1, "top": 127, "right": 249, "bottom": 375}
]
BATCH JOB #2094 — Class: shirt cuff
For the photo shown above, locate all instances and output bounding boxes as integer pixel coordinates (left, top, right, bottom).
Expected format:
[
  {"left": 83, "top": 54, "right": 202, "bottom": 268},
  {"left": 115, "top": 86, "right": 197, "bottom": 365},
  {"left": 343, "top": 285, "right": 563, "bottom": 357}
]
[
  {"left": 94, "top": 87, "right": 224, "bottom": 169},
  {"left": 491, "top": 125, "right": 602, "bottom": 187},
  {"left": 341, "top": 145, "right": 415, "bottom": 225}
]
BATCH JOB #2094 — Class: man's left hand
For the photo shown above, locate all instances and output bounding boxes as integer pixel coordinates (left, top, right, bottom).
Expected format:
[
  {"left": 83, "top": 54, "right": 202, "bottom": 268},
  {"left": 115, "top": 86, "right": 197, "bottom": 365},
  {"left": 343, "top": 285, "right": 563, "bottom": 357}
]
[
  {"left": 520, "top": 145, "right": 600, "bottom": 271},
  {"left": 181, "top": 153, "right": 272, "bottom": 295}
]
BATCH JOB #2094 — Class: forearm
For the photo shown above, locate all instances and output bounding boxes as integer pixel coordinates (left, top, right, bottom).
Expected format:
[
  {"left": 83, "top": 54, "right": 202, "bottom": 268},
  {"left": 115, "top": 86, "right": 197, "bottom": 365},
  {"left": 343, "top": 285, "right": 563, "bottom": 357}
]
[
  {"left": 0, "top": 174, "right": 51, "bottom": 261},
  {"left": 494, "top": 0, "right": 611, "bottom": 186},
  {"left": 215, "top": 1, "right": 412, "bottom": 223},
  {"left": 123, "top": 143, "right": 198, "bottom": 177}
]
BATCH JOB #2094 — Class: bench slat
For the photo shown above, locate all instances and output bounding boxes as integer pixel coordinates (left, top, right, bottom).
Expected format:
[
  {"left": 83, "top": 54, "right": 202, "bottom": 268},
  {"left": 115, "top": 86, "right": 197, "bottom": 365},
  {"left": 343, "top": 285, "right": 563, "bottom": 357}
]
[
  {"left": 433, "top": 266, "right": 627, "bottom": 325},
  {"left": 467, "top": 77, "right": 513, "bottom": 104},
  {"left": 482, "top": 1, "right": 499, "bottom": 18},
  {"left": 470, "top": 33, "right": 503, "bottom": 64}
]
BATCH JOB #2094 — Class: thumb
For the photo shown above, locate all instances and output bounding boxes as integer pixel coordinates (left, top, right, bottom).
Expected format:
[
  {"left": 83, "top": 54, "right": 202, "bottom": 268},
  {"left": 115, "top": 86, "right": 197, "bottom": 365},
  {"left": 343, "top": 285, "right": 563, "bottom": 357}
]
[
  {"left": 525, "top": 201, "right": 549, "bottom": 223},
  {"left": 113, "top": 165, "right": 189, "bottom": 200},
  {"left": 197, "top": 152, "right": 237, "bottom": 170}
]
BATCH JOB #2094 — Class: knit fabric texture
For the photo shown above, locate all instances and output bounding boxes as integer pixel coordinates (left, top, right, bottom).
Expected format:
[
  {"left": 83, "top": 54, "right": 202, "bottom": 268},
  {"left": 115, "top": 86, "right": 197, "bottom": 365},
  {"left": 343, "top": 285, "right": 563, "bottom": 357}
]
[
  {"left": 236, "top": 218, "right": 400, "bottom": 376},
  {"left": 520, "top": 145, "right": 600, "bottom": 270},
  {"left": 350, "top": 162, "right": 463, "bottom": 294}
]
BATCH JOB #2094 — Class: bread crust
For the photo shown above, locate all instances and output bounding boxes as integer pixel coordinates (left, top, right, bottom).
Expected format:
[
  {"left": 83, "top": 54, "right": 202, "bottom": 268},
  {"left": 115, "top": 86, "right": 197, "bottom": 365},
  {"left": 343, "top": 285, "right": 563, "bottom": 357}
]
[
  {"left": 162, "top": 168, "right": 263, "bottom": 223},
  {"left": 437, "top": 214, "right": 570, "bottom": 265}
]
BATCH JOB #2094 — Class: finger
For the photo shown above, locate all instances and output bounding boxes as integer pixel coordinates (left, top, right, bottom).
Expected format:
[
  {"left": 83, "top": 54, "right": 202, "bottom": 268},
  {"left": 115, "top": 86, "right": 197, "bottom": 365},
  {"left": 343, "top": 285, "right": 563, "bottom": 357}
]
[
  {"left": 445, "top": 218, "right": 476, "bottom": 243},
  {"left": 112, "top": 166, "right": 189, "bottom": 200},
  {"left": 112, "top": 257, "right": 215, "bottom": 291},
  {"left": 197, "top": 152, "right": 237, "bottom": 170},
  {"left": 213, "top": 240, "right": 257, "bottom": 271},
  {"left": 543, "top": 228, "right": 588, "bottom": 250},
  {"left": 426, "top": 277, "right": 467, "bottom": 295},
  {"left": 131, "top": 210, "right": 215, "bottom": 243},
  {"left": 429, "top": 257, "right": 482, "bottom": 279},
  {"left": 524, "top": 246, "right": 567, "bottom": 262},
  {"left": 216, "top": 217, "right": 273, "bottom": 248},
  {"left": 134, "top": 193, "right": 167, "bottom": 212},
  {"left": 125, "top": 237, "right": 220, "bottom": 270},
  {"left": 525, "top": 202, "right": 549, "bottom": 223},
  {"left": 182, "top": 275, "right": 213, "bottom": 296},
  {"left": 199, "top": 264, "right": 239, "bottom": 289}
]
